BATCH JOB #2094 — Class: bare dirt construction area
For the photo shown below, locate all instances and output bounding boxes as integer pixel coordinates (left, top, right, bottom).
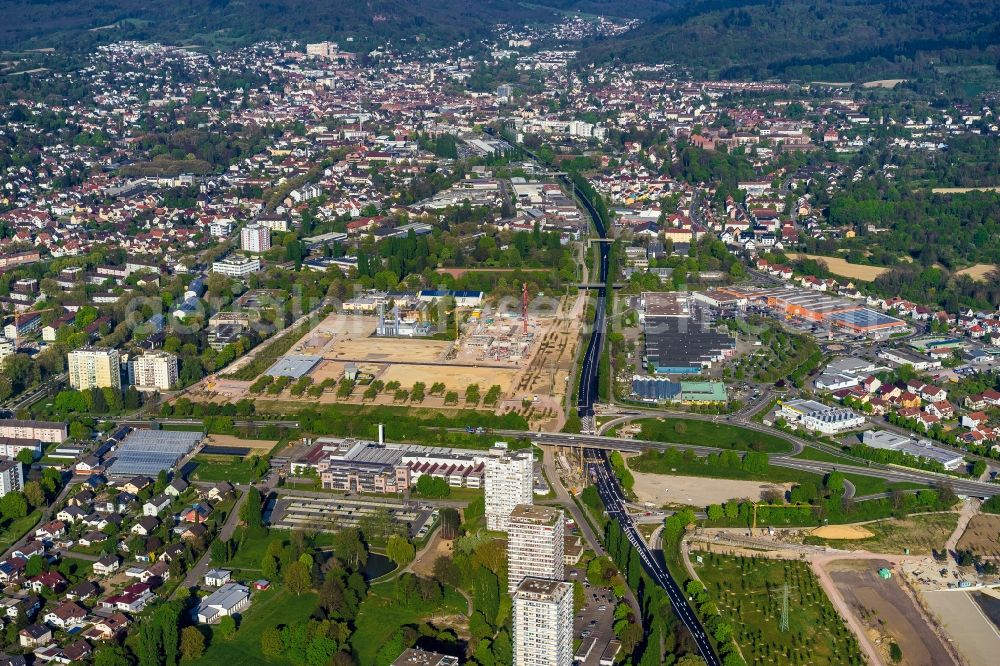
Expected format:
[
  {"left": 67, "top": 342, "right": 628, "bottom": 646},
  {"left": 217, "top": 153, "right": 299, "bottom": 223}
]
[
  {"left": 826, "top": 559, "right": 958, "bottom": 666},
  {"left": 630, "top": 470, "right": 790, "bottom": 507},
  {"left": 789, "top": 253, "right": 889, "bottom": 282},
  {"left": 957, "top": 514, "right": 1000, "bottom": 559},
  {"left": 924, "top": 590, "right": 1000, "bottom": 666},
  {"left": 955, "top": 264, "right": 999, "bottom": 282},
  {"left": 811, "top": 525, "right": 874, "bottom": 539}
]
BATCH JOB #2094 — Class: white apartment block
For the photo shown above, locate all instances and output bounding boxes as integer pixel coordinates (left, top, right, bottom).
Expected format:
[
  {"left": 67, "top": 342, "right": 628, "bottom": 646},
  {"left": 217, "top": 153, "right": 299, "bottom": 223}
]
[
  {"left": 508, "top": 504, "right": 564, "bottom": 593},
  {"left": 0, "top": 419, "right": 67, "bottom": 443},
  {"left": 0, "top": 460, "right": 24, "bottom": 497},
  {"left": 68, "top": 347, "right": 121, "bottom": 391},
  {"left": 0, "top": 337, "right": 14, "bottom": 363},
  {"left": 484, "top": 444, "right": 533, "bottom": 531},
  {"left": 513, "top": 578, "right": 573, "bottom": 666},
  {"left": 241, "top": 223, "right": 271, "bottom": 253},
  {"left": 127, "top": 351, "right": 179, "bottom": 391},
  {"left": 212, "top": 255, "right": 262, "bottom": 277}
]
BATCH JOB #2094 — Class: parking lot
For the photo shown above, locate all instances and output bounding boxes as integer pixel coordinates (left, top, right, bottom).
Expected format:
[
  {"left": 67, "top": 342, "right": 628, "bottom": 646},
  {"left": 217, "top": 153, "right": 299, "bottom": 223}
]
[{"left": 568, "top": 566, "right": 618, "bottom": 666}]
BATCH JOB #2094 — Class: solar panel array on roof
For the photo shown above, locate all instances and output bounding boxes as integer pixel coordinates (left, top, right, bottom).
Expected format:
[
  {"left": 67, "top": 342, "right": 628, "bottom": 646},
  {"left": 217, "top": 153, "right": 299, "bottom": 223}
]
[
  {"left": 631, "top": 378, "right": 682, "bottom": 400},
  {"left": 107, "top": 429, "right": 202, "bottom": 477}
]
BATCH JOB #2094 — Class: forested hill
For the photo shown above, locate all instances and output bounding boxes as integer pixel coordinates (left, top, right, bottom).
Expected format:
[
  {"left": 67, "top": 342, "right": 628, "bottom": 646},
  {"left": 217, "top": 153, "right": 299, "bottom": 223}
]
[
  {"left": 0, "top": 0, "right": 551, "bottom": 50},
  {"left": 577, "top": 0, "right": 1000, "bottom": 81}
]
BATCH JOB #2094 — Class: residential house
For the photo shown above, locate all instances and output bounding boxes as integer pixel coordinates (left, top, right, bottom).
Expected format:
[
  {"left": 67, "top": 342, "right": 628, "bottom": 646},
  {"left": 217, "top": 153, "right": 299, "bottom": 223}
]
[
  {"left": 43, "top": 601, "right": 87, "bottom": 629},
  {"left": 19, "top": 623, "right": 51, "bottom": 648},
  {"left": 131, "top": 517, "right": 159, "bottom": 537},
  {"left": 142, "top": 495, "right": 171, "bottom": 517},
  {"left": 204, "top": 569, "right": 231, "bottom": 587},
  {"left": 93, "top": 555, "right": 121, "bottom": 576}
]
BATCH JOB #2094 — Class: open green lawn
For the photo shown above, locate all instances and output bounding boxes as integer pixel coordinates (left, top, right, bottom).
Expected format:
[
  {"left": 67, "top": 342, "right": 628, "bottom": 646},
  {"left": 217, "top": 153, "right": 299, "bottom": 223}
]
[
  {"left": 636, "top": 418, "right": 794, "bottom": 454},
  {"left": 0, "top": 510, "right": 41, "bottom": 549},
  {"left": 841, "top": 473, "right": 927, "bottom": 497},
  {"left": 189, "top": 455, "right": 260, "bottom": 484},
  {"left": 191, "top": 588, "right": 318, "bottom": 666},
  {"left": 631, "top": 450, "right": 824, "bottom": 486},
  {"left": 351, "top": 579, "right": 467, "bottom": 666},
  {"left": 694, "top": 553, "right": 865, "bottom": 666}
]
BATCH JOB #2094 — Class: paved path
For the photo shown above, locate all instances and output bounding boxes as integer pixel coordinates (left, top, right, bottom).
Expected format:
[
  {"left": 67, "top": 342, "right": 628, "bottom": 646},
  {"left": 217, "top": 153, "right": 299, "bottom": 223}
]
[
  {"left": 945, "top": 498, "right": 979, "bottom": 553},
  {"left": 172, "top": 486, "right": 249, "bottom": 598},
  {"left": 540, "top": 446, "right": 604, "bottom": 555}
]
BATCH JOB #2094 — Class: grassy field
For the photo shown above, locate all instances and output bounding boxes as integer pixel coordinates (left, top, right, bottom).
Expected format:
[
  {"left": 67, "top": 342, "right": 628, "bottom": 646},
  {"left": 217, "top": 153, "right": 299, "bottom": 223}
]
[
  {"left": 631, "top": 449, "right": 823, "bottom": 486},
  {"left": 841, "top": 473, "right": 927, "bottom": 496},
  {"left": 804, "top": 513, "right": 959, "bottom": 554},
  {"left": 0, "top": 510, "right": 41, "bottom": 549},
  {"left": 351, "top": 579, "right": 468, "bottom": 665},
  {"left": 189, "top": 455, "right": 261, "bottom": 484},
  {"left": 636, "top": 418, "right": 794, "bottom": 454},
  {"left": 191, "top": 588, "right": 318, "bottom": 665},
  {"left": 695, "top": 553, "right": 865, "bottom": 665}
]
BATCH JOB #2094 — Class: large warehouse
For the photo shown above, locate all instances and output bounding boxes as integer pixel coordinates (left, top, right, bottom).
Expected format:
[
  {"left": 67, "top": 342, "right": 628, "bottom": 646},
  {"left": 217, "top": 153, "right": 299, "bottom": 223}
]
[
  {"left": 640, "top": 292, "right": 736, "bottom": 374},
  {"left": 107, "top": 429, "right": 203, "bottom": 477},
  {"left": 703, "top": 286, "right": 907, "bottom": 338}
]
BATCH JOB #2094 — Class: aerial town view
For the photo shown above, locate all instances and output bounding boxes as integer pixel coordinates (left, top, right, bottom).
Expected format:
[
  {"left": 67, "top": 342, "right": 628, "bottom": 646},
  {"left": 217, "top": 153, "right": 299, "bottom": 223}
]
[{"left": 1, "top": 0, "right": 1000, "bottom": 664}]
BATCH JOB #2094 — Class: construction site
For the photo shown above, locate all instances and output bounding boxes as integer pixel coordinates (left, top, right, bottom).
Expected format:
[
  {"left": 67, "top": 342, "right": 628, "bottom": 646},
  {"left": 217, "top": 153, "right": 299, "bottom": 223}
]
[{"left": 187, "top": 288, "right": 585, "bottom": 428}]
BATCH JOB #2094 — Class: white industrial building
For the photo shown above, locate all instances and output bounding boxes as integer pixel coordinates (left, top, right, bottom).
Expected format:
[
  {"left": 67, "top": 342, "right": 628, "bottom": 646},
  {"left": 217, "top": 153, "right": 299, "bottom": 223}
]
[
  {"left": 861, "top": 430, "right": 966, "bottom": 470},
  {"left": 778, "top": 398, "right": 865, "bottom": 434},
  {"left": 507, "top": 504, "right": 564, "bottom": 593},
  {"left": 212, "top": 255, "right": 262, "bottom": 277},
  {"left": 196, "top": 582, "right": 250, "bottom": 623},
  {"left": 484, "top": 444, "right": 534, "bottom": 531},
  {"left": 513, "top": 578, "right": 573, "bottom": 666}
]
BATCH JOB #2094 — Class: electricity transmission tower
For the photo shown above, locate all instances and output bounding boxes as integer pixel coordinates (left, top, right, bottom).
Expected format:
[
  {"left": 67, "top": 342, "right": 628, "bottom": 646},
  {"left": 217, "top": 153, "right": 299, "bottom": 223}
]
[{"left": 778, "top": 583, "right": 790, "bottom": 633}]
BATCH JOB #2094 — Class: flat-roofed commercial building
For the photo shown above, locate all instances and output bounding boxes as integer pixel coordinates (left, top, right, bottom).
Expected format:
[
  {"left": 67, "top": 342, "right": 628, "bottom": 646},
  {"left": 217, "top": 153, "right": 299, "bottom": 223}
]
[
  {"left": 508, "top": 504, "right": 564, "bottom": 593},
  {"left": 778, "top": 398, "right": 865, "bottom": 434},
  {"left": 513, "top": 578, "right": 573, "bottom": 666},
  {"left": 861, "top": 430, "right": 965, "bottom": 470}
]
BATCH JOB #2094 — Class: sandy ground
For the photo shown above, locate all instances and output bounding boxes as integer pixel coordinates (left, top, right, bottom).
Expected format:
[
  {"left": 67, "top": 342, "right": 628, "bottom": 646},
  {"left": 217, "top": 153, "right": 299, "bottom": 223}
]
[
  {"left": 789, "top": 253, "right": 889, "bottom": 282},
  {"left": 379, "top": 364, "right": 516, "bottom": 392},
  {"left": 811, "top": 525, "right": 874, "bottom": 539},
  {"left": 410, "top": 530, "right": 455, "bottom": 578},
  {"left": 925, "top": 590, "right": 1000, "bottom": 666},
  {"left": 862, "top": 79, "right": 906, "bottom": 88},
  {"left": 630, "top": 471, "right": 790, "bottom": 507},
  {"left": 203, "top": 434, "right": 276, "bottom": 454},
  {"left": 955, "top": 264, "right": 999, "bottom": 282},
  {"left": 326, "top": 337, "right": 452, "bottom": 362}
]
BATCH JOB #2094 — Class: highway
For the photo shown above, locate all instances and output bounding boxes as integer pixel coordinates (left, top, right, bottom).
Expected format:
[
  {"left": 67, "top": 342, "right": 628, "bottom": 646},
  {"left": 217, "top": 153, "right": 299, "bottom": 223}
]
[
  {"left": 499, "top": 429, "right": 1000, "bottom": 498},
  {"left": 572, "top": 176, "right": 609, "bottom": 418},
  {"left": 589, "top": 450, "right": 720, "bottom": 665}
]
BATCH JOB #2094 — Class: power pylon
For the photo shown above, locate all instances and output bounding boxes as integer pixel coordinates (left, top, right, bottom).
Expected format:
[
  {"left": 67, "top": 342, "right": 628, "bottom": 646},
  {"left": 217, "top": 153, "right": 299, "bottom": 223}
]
[{"left": 778, "top": 583, "right": 790, "bottom": 633}]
